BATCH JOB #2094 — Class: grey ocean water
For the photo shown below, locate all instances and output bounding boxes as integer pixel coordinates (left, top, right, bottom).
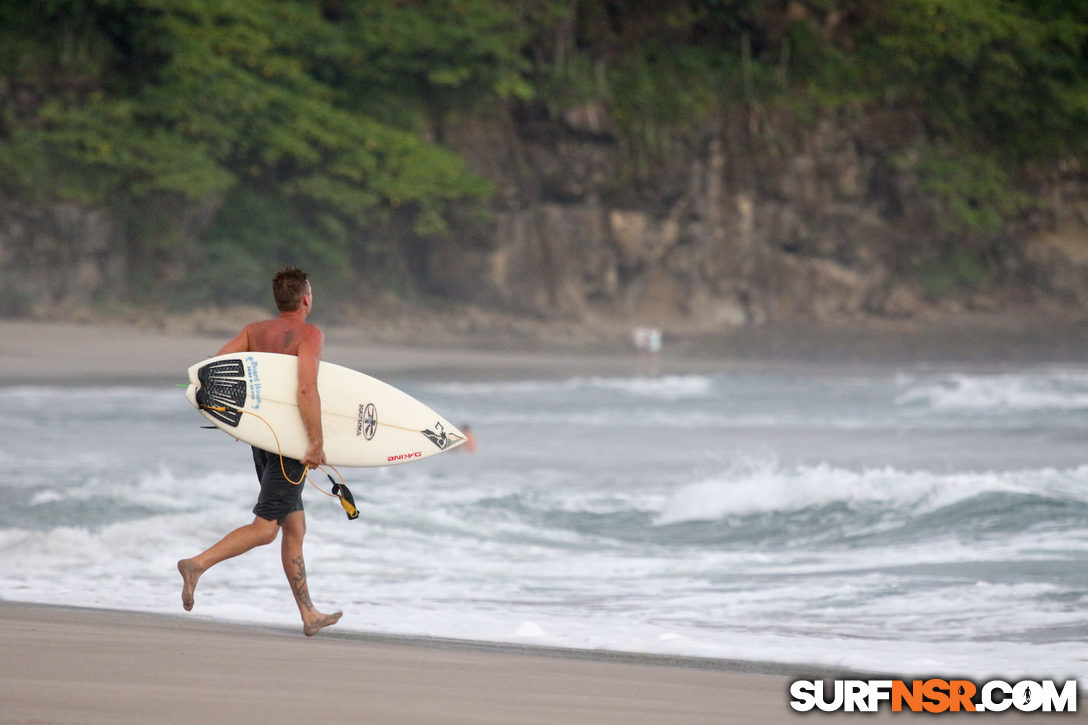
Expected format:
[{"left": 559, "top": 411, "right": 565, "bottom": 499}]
[{"left": 1, "top": 364, "right": 1086, "bottom": 682}]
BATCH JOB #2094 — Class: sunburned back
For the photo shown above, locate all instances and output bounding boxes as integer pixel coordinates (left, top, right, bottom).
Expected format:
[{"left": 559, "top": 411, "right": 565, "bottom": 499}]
[{"left": 244, "top": 318, "right": 314, "bottom": 356}]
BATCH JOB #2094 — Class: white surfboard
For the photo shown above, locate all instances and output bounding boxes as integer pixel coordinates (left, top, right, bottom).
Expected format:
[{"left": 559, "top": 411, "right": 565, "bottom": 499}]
[{"left": 185, "top": 352, "right": 465, "bottom": 467}]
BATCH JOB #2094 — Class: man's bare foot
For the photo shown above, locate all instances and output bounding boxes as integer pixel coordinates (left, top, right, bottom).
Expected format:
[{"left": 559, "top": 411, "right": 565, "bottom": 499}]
[
  {"left": 303, "top": 610, "right": 342, "bottom": 637},
  {"left": 177, "top": 559, "right": 203, "bottom": 612}
]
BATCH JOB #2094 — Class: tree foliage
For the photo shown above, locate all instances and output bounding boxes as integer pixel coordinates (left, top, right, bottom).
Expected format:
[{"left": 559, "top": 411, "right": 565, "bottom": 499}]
[
  {"left": 868, "top": 0, "right": 1088, "bottom": 161},
  {"left": 1, "top": 0, "right": 507, "bottom": 215},
  {"left": 1, "top": 0, "right": 1086, "bottom": 305},
  {"left": 0, "top": 0, "right": 519, "bottom": 302}
]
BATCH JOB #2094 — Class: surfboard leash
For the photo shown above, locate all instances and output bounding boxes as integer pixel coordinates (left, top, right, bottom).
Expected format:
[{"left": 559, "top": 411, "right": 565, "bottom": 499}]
[{"left": 198, "top": 403, "right": 360, "bottom": 520}]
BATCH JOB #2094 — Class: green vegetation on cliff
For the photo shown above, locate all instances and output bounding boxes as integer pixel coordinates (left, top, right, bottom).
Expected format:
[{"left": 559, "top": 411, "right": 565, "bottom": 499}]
[{"left": 1, "top": 0, "right": 1086, "bottom": 307}]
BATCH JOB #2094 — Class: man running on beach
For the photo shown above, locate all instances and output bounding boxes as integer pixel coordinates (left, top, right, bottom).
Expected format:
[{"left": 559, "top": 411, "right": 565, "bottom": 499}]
[{"left": 178, "top": 267, "right": 342, "bottom": 636}]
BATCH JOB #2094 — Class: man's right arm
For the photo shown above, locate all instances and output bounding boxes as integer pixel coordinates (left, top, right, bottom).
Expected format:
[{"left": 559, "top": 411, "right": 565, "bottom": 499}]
[{"left": 296, "top": 326, "right": 326, "bottom": 469}]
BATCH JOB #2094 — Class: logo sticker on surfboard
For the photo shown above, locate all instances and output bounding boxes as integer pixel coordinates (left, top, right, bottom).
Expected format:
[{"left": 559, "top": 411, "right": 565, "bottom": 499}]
[
  {"left": 356, "top": 403, "right": 377, "bottom": 440},
  {"left": 422, "top": 422, "right": 451, "bottom": 450}
]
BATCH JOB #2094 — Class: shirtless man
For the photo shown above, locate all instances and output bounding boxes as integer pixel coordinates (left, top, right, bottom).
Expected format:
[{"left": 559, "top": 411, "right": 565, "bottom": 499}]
[{"left": 178, "top": 267, "right": 342, "bottom": 636}]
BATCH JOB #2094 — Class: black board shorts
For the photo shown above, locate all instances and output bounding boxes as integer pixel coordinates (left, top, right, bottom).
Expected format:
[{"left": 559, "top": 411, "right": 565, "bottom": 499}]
[{"left": 251, "top": 447, "right": 305, "bottom": 524}]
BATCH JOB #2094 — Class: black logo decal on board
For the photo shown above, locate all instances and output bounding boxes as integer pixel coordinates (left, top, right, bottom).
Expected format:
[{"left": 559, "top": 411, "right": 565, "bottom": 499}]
[
  {"left": 356, "top": 403, "right": 377, "bottom": 440},
  {"left": 422, "top": 422, "right": 450, "bottom": 450}
]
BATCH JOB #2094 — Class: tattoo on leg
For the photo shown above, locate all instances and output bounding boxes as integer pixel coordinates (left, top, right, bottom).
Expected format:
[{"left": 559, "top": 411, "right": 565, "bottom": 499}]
[{"left": 290, "top": 555, "right": 314, "bottom": 613}]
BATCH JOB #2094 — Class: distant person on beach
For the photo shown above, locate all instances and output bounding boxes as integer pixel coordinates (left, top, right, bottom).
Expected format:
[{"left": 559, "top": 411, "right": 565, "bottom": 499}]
[
  {"left": 177, "top": 266, "right": 342, "bottom": 637},
  {"left": 460, "top": 424, "right": 477, "bottom": 453},
  {"left": 632, "top": 325, "right": 663, "bottom": 375}
]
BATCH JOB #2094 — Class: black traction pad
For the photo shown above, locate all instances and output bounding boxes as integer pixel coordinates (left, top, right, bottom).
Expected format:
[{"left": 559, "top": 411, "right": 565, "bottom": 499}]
[{"left": 195, "top": 359, "right": 247, "bottom": 427}]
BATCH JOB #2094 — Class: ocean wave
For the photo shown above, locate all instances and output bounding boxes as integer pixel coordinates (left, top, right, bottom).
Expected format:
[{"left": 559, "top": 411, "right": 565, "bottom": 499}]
[
  {"left": 423, "top": 374, "right": 717, "bottom": 401},
  {"left": 583, "top": 375, "right": 716, "bottom": 400},
  {"left": 0, "top": 384, "right": 185, "bottom": 406},
  {"left": 350, "top": 458, "right": 1088, "bottom": 556},
  {"left": 896, "top": 369, "right": 1088, "bottom": 412},
  {"left": 4, "top": 372, "right": 1086, "bottom": 683},
  {"left": 652, "top": 460, "right": 1088, "bottom": 541},
  {"left": 0, "top": 466, "right": 253, "bottom": 532}
]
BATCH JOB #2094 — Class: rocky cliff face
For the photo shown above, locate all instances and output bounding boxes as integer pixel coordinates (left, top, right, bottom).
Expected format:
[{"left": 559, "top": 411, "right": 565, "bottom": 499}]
[
  {"left": 427, "top": 102, "right": 1088, "bottom": 331},
  {"left": 0, "top": 193, "right": 217, "bottom": 316},
  {"left": 3, "top": 102, "right": 1087, "bottom": 326},
  {"left": 0, "top": 199, "right": 124, "bottom": 315}
]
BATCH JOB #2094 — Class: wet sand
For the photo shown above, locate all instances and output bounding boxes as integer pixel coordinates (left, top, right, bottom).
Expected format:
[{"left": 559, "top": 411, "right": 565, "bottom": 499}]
[
  {"left": 0, "top": 318, "right": 692, "bottom": 384},
  {"left": 3, "top": 313, "right": 1086, "bottom": 386},
  {"left": 0, "top": 602, "right": 807, "bottom": 725},
  {"left": 3, "top": 602, "right": 1065, "bottom": 724}
]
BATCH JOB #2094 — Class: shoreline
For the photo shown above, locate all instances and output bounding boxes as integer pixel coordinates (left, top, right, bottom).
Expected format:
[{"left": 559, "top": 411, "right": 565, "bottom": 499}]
[
  {"left": 0, "top": 599, "right": 852, "bottom": 679},
  {"left": 3, "top": 313, "right": 1087, "bottom": 386}
]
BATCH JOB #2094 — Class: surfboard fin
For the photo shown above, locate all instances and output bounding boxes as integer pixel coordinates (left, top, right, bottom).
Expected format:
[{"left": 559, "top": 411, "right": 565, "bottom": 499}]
[{"left": 330, "top": 480, "right": 359, "bottom": 520}]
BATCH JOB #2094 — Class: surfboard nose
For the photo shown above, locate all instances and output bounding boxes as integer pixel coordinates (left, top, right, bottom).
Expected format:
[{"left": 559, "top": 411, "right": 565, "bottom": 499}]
[{"left": 422, "top": 419, "right": 465, "bottom": 451}]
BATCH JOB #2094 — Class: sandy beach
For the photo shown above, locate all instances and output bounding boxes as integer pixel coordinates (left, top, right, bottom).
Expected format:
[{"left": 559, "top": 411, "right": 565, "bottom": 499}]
[
  {"left": 3, "top": 311, "right": 1087, "bottom": 386},
  {"left": 1, "top": 602, "right": 802, "bottom": 725},
  {"left": 0, "top": 318, "right": 698, "bottom": 384},
  {"left": 2, "top": 316, "right": 1085, "bottom": 723},
  {"left": 2, "top": 602, "right": 1069, "bottom": 724}
]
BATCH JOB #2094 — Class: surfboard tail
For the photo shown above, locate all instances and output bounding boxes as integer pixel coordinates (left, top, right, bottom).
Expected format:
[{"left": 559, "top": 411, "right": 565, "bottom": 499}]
[{"left": 193, "top": 359, "right": 248, "bottom": 427}]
